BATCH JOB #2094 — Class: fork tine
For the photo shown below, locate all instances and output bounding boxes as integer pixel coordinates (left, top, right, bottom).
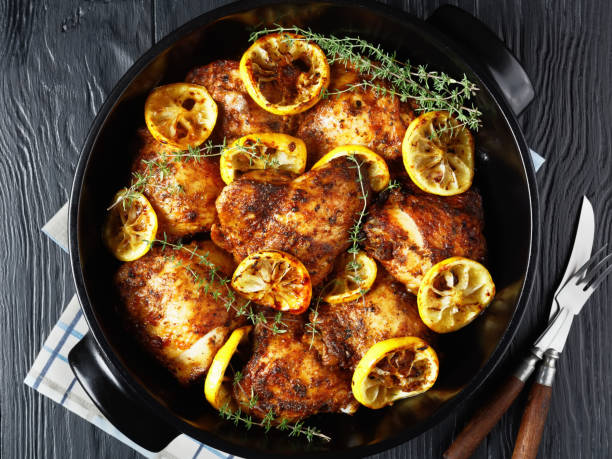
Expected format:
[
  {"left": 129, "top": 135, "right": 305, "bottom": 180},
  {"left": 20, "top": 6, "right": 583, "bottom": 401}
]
[
  {"left": 585, "top": 262, "right": 612, "bottom": 291},
  {"left": 582, "top": 252, "right": 612, "bottom": 286},
  {"left": 572, "top": 244, "right": 608, "bottom": 280}
]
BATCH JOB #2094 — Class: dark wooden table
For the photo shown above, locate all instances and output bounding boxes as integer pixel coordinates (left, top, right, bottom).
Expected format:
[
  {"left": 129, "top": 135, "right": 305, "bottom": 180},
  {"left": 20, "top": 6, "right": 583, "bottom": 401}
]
[{"left": 2, "top": 0, "right": 611, "bottom": 457}]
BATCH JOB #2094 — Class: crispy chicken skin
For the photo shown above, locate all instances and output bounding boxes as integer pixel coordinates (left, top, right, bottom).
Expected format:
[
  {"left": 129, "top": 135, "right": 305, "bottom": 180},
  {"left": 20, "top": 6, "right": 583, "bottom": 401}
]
[
  {"left": 186, "top": 60, "right": 296, "bottom": 142},
  {"left": 363, "top": 182, "right": 486, "bottom": 294},
  {"left": 115, "top": 241, "right": 246, "bottom": 385},
  {"left": 212, "top": 156, "right": 369, "bottom": 286},
  {"left": 311, "top": 268, "right": 435, "bottom": 370},
  {"left": 297, "top": 63, "right": 415, "bottom": 164},
  {"left": 234, "top": 312, "right": 358, "bottom": 422},
  {"left": 133, "top": 128, "right": 224, "bottom": 239}
]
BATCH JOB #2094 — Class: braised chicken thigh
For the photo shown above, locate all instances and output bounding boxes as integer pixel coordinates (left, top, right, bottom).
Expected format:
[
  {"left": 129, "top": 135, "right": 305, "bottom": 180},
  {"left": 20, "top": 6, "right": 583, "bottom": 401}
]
[
  {"left": 234, "top": 312, "right": 358, "bottom": 422},
  {"left": 297, "top": 63, "right": 415, "bottom": 164},
  {"left": 212, "top": 156, "right": 369, "bottom": 286},
  {"left": 310, "top": 268, "right": 435, "bottom": 370},
  {"left": 115, "top": 242, "right": 246, "bottom": 385},
  {"left": 186, "top": 60, "right": 296, "bottom": 142},
  {"left": 364, "top": 182, "right": 486, "bottom": 294},
  {"left": 132, "top": 128, "right": 224, "bottom": 239}
]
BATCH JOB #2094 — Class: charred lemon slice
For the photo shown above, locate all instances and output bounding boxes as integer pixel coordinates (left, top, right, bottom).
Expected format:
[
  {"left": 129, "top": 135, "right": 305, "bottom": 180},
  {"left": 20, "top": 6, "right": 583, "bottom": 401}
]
[
  {"left": 312, "top": 145, "right": 390, "bottom": 192},
  {"left": 144, "top": 83, "right": 217, "bottom": 149},
  {"left": 204, "top": 325, "right": 252, "bottom": 410},
  {"left": 103, "top": 190, "right": 157, "bottom": 262},
  {"left": 323, "top": 251, "right": 377, "bottom": 304},
  {"left": 352, "top": 337, "right": 439, "bottom": 409},
  {"left": 418, "top": 257, "right": 495, "bottom": 333},
  {"left": 220, "top": 133, "right": 307, "bottom": 184},
  {"left": 239, "top": 32, "right": 330, "bottom": 115},
  {"left": 231, "top": 250, "right": 312, "bottom": 314},
  {"left": 402, "top": 111, "right": 474, "bottom": 196}
]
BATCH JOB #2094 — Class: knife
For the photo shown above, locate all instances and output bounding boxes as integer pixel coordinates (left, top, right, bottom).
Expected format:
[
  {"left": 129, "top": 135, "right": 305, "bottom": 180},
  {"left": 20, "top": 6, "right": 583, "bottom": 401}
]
[
  {"left": 530, "top": 196, "right": 595, "bottom": 354},
  {"left": 444, "top": 196, "right": 595, "bottom": 459}
]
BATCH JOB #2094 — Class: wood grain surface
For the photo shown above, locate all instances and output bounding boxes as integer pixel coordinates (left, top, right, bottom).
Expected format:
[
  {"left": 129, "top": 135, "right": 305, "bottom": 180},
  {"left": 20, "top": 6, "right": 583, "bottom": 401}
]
[{"left": 1, "top": 1, "right": 611, "bottom": 458}]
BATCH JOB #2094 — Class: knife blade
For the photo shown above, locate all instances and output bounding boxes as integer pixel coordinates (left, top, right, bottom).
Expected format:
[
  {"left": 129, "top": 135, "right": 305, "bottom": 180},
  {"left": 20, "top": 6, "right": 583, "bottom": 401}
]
[
  {"left": 549, "top": 196, "right": 595, "bottom": 318},
  {"left": 533, "top": 196, "right": 595, "bottom": 353}
]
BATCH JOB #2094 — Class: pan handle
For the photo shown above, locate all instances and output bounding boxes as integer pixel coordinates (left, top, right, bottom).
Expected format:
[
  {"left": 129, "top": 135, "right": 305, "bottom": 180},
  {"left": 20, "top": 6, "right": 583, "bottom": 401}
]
[
  {"left": 427, "top": 5, "right": 535, "bottom": 116},
  {"left": 68, "top": 333, "right": 178, "bottom": 452}
]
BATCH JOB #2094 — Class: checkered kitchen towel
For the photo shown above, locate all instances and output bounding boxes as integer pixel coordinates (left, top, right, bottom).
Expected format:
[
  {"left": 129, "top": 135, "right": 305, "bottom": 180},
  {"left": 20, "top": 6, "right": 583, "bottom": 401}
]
[{"left": 25, "top": 149, "right": 544, "bottom": 458}]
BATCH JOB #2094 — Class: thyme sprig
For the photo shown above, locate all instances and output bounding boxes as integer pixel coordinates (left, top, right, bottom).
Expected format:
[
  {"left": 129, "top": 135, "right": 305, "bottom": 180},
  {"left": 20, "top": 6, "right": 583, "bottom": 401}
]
[
  {"left": 152, "top": 236, "right": 289, "bottom": 334},
  {"left": 305, "top": 282, "right": 330, "bottom": 350},
  {"left": 304, "top": 153, "right": 370, "bottom": 344},
  {"left": 239, "top": 137, "right": 282, "bottom": 169},
  {"left": 108, "top": 140, "right": 226, "bottom": 211},
  {"left": 219, "top": 359, "right": 330, "bottom": 441},
  {"left": 218, "top": 402, "right": 330, "bottom": 442},
  {"left": 108, "top": 138, "right": 268, "bottom": 211},
  {"left": 249, "top": 26, "right": 482, "bottom": 130},
  {"left": 427, "top": 117, "right": 465, "bottom": 143},
  {"left": 347, "top": 154, "right": 368, "bottom": 255},
  {"left": 383, "top": 179, "right": 401, "bottom": 193},
  {"left": 346, "top": 154, "right": 369, "bottom": 306}
]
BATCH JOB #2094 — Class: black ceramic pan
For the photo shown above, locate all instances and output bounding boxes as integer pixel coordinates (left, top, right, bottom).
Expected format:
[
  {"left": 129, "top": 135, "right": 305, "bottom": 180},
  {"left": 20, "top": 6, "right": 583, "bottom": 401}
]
[{"left": 68, "top": 1, "right": 539, "bottom": 457}]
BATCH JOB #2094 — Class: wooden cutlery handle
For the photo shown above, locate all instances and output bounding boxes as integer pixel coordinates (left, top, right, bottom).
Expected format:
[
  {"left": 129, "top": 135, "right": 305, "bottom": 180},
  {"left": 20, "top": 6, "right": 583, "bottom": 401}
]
[
  {"left": 444, "top": 353, "right": 540, "bottom": 459},
  {"left": 512, "top": 350, "right": 559, "bottom": 459},
  {"left": 512, "top": 383, "right": 552, "bottom": 459}
]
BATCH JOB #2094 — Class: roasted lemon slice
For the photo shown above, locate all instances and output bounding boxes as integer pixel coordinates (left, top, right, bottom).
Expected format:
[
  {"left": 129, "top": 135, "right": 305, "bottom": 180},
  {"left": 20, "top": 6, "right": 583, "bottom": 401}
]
[
  {"left": 239, "top": 32, "right": 330, "bottom": 115},
  {"left": 352, "top": 337, "right": 439, "bottom": 409},
  {"left": 103, "top": 189, "right": 157, "bottom": 262},
  {"left": 418, "top": 257, "right": 495, "bottom": 333},
  {"left": 402, "top": 111, "right": 474, "bottom": 196},
  {"left": 312, "top": 145, "right": 390, "bottom": 192},
  {"left": 144, "top": 83, "right": 217, "bottom": 149},
  {"left": 220, "top": 133, "right": 307, "bottom": 184},
  {"left": 323, "top": 251, "right": 377, "bottom": 304},
  {"left": 204, "top": 325, "right": 252, "bottom": 410},
  {"left": 231, "top": 250, "right": 312, "bottom": 314}
]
